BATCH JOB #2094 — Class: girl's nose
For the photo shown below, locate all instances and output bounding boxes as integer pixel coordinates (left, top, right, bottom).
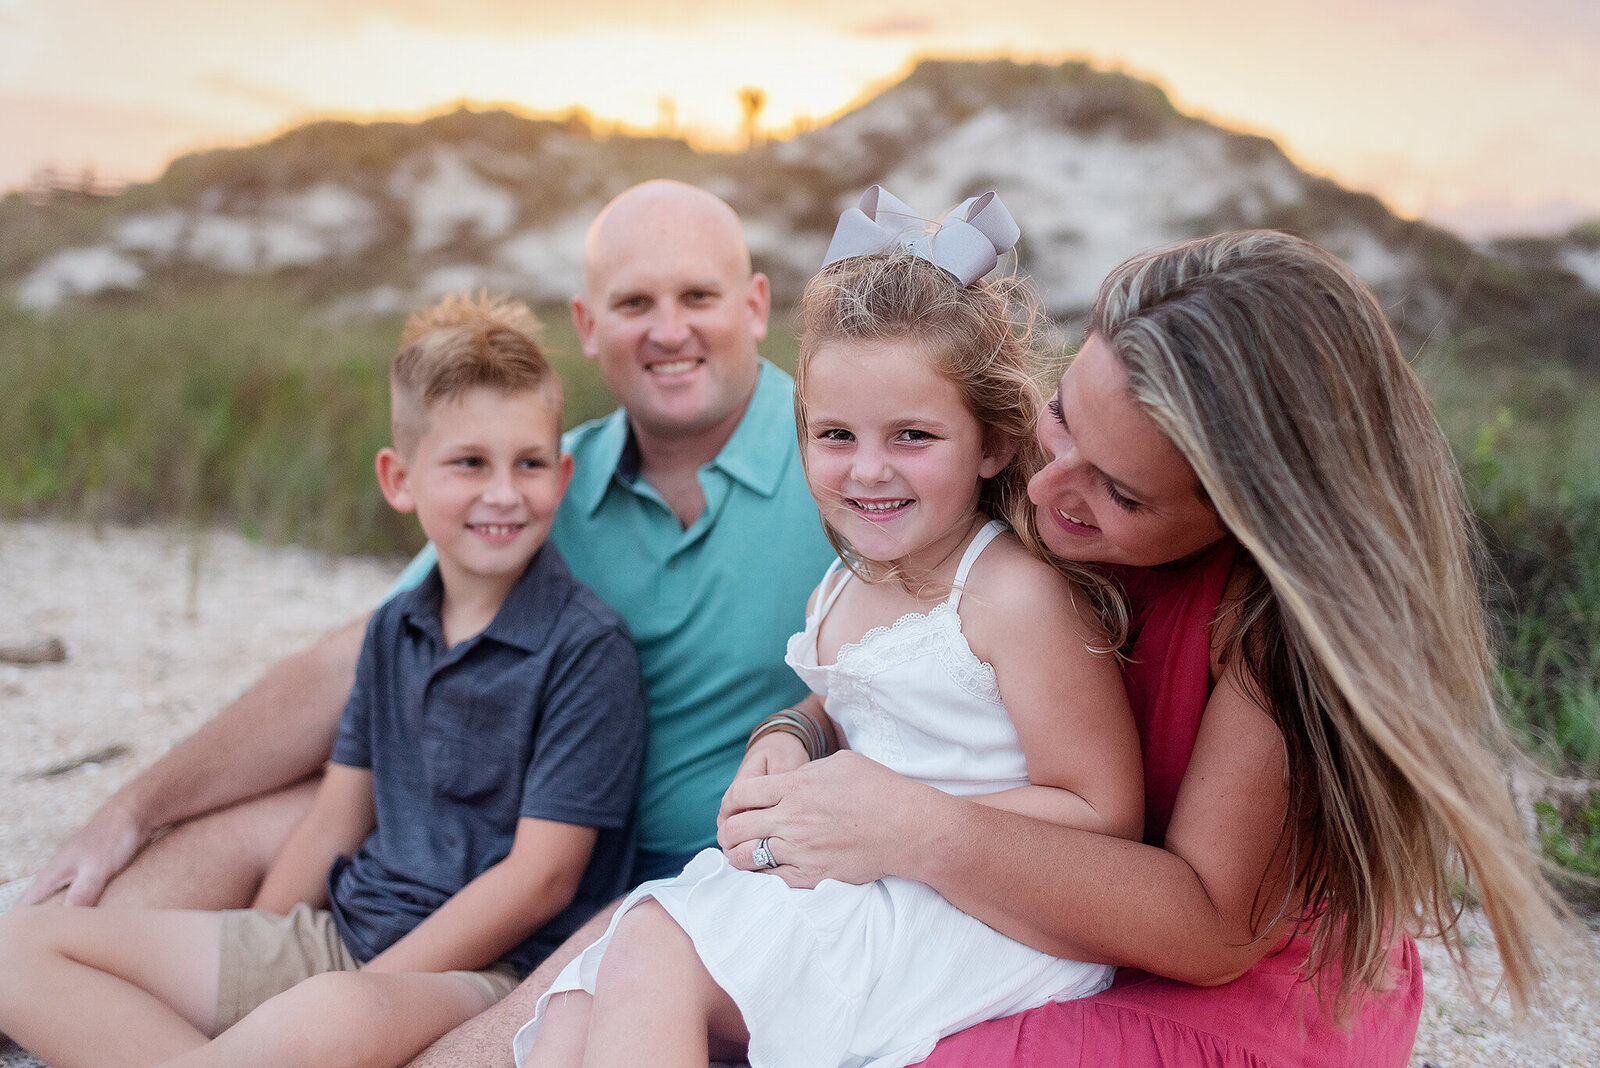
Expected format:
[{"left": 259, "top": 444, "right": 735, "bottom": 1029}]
[{"left": 851, "top": 445, "right": 892, "bottom": 485}]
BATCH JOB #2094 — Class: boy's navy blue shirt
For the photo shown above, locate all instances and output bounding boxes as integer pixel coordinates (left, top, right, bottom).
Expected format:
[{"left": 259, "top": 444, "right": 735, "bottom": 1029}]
[{"left": 326, "top": 542, "right": 646, "bottom": 977}]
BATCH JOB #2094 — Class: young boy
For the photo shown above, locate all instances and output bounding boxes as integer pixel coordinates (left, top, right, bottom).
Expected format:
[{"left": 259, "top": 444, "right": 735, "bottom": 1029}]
[{"left": 0, "top": 294, "right": 647, "bottom": 1068}]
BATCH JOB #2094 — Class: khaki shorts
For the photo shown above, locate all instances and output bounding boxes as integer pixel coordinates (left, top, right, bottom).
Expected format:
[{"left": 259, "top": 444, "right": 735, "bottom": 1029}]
[{"left": 215, "top": 903, "right": 521, "bottom": 1031}]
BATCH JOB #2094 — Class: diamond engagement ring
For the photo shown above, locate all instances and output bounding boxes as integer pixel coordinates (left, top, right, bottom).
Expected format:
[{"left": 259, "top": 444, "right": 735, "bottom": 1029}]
[{"left": 752, "top": 838, "right": 778, "bottom": 869}]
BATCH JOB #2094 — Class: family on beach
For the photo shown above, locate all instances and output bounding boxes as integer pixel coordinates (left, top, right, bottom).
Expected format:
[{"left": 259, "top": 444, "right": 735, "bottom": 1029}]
[{"left": 0, "top": 179, "right": 1568, "bottom": 1067}]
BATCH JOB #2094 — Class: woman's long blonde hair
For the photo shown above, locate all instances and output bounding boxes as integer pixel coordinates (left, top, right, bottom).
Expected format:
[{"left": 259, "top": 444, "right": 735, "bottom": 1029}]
[{"left": 1091, "top": 230, "right": 1563, "bottom": 1011}]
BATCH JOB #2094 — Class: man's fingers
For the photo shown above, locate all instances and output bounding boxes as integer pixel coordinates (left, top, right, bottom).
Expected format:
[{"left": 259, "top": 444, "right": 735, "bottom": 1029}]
[
  {"left": 61, "top": 872, "right": 109, "bottom": 907},
  {"left": 17, "top": 867, "right": 69, "bottom": 906}
]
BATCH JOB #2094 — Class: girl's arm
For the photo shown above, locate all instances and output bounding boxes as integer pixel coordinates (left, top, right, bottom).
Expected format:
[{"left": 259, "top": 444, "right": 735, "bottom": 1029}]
[
  {"left": 728, "top": 693, "right": 837, "bottom": 785},
  {"left": 961, "top": 544, "right": 1144, "bottom": 840},
  {"left": 362, "top": 817, "right": 597, "bottom": 974},
  {"left": 251, "top": 762, "right": 376, "bottom": 913},
  {"left": 719, "top": 655, "right": 1295, "bottom": 985}
]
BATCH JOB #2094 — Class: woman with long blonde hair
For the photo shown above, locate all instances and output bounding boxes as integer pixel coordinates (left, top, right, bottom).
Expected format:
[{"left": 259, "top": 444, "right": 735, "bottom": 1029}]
[{"left": 723, "top": 229, "right": 1565, "bottom": 1064}]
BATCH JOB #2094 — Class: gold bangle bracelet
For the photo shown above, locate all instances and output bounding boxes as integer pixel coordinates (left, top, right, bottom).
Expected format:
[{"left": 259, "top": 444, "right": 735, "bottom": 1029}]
[{"left": 747, "top": 707, "right": 831, "bottom": 760}]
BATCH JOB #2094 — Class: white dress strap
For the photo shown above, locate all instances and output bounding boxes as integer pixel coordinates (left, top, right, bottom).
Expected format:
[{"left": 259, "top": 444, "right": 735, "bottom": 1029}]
[
  {"left": 807, "top": 557, "right": 853, "bottom": 628},
  {"left": 946, "top": 520, "right": 1007, "bottom": 610}
]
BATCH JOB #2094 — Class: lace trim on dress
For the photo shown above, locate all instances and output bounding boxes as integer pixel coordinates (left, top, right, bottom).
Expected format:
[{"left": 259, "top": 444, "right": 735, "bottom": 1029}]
[{"left": 832, "top": 601, "right": 1000, "bottom": 703}]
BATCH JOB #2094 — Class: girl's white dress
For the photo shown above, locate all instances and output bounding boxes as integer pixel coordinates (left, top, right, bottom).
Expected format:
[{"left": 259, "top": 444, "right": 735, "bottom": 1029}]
[{"left": 511, "top": 521, "right": 1113, "bottom": 1068}]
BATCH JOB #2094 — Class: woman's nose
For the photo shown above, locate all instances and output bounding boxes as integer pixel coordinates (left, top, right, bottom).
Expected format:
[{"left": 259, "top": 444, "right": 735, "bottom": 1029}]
[{"left": 1027, "top": 449, "right": 1078, "bottom": 505}]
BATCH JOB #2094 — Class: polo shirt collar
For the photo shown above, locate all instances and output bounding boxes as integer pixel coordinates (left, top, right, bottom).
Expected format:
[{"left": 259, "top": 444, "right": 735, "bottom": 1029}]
[
  {"left": 396, "top": 542, "right": 570, "bottom": 655},
  {"left": 572, "top": 358, "right": 796, "bottom": 516},
  {"left": 570, "top": 406, "right": 632, "bottom": 517},
  {"left": 709, "top": 360, "right": 796, "bottom": 499}
]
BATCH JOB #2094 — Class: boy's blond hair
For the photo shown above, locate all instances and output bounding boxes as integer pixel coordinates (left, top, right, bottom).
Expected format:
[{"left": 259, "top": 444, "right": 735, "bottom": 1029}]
[{"left": 391, "top": 293, "right": 557, "bottom": 453}]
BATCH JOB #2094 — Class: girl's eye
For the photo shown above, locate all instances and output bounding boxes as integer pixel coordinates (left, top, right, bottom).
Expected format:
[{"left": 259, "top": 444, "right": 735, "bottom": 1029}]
[
  {"left": 816, "top": 428, "right": 851, "bottom": 442},
  {"left": 454, "top": 456, "right": 484, "bottom": 468},
  {"left": 898, "top": 428, "right": 934, "bottom": 442},
  {"left": 1046, "top": 395, "right": 1066, "bottom": 425},
  {"left": 1101, "top": 474, "right": 1141, "bottom": 513}
]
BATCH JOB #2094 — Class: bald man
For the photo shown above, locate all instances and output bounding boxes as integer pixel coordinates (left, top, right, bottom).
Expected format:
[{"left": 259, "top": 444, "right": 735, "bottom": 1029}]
[{"left": 21, "top": 181, "right": 833, "bottom": 1065}]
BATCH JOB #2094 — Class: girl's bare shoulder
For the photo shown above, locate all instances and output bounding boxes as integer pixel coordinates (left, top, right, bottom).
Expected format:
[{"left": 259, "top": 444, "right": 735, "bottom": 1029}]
[{"left": 961, "top": 531, "right": 1099, "bottom": 639}]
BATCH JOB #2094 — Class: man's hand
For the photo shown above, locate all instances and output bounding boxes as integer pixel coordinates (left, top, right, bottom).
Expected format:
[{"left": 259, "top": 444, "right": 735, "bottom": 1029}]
[{"left": 19, "top": 799, "right": 147, "bottom": 906}]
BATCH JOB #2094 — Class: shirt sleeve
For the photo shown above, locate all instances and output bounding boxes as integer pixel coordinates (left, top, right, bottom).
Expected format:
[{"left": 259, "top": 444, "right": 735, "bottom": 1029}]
[
  {"left": 518, "top": 621, "right": 646, "bottom": 829},
  {"left": 329, "top": 613, "right": 382, "bottom": 770}
]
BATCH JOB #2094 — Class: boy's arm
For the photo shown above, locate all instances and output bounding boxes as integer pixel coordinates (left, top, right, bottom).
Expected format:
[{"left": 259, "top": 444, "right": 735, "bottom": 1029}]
[
  {"left": 363, "top": 817, "right": 598, "bottom": 974},
  {"left": 252, "top": 762, "right": 376, "bottom": 913}
]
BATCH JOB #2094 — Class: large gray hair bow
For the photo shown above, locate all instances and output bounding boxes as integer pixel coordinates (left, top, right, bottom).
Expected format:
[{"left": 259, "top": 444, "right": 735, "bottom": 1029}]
[{"left": 821, "top": 185, "right": 1021, "bottom": 286}]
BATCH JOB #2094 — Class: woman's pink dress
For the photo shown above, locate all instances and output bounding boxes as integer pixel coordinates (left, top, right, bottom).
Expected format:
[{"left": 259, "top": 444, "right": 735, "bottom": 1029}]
[{"left": 915, "top": 541, "right": 1423, "bottom": 1067}]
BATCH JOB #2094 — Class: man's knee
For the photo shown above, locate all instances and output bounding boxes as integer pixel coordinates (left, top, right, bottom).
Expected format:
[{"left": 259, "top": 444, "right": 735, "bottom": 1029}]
[{"left": 100, "top": 779, "right": 319, "bottom": 910}]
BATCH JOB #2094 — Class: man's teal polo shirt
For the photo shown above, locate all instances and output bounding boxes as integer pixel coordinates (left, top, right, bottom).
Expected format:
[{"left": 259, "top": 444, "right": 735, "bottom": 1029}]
[{"left": 389, "top": 360, "right": 834, "bottom": 855}]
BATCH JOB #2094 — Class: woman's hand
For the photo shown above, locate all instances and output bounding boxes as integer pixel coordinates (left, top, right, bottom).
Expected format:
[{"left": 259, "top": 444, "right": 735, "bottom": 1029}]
[{"left": 717, "top": 750, "right": 943, "bottom": 888}]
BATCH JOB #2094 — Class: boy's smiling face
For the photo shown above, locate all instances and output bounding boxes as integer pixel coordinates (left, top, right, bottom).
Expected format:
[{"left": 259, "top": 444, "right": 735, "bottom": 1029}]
[{"left": 377, "top": 385, "right": 572, "bottom": 598}]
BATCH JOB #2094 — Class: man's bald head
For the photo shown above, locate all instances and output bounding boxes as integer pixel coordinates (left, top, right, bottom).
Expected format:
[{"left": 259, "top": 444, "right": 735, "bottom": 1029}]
[
  {"left": 583, "top": 180, "right": 753, "bottom": 297},
  {"left": 571, "top": 180, "right": 770, "bottom": 456}
]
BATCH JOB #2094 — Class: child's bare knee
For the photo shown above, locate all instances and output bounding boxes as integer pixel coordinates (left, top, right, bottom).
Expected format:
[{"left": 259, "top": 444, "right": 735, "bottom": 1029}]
[
  {"left": 593, "top": 901, "right": 690, "bottom": 997},
  {"left": 240, "top": 972, "right": 371, "bottom": 1065}
]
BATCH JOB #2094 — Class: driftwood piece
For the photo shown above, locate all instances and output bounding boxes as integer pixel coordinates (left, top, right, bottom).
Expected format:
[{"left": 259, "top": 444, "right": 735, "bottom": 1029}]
[
  {"left": 26, "top": 743, "right": 132, "bottom": 780},
  {"left": 0, "top": 636, "right": 66, "bottom": 665}
]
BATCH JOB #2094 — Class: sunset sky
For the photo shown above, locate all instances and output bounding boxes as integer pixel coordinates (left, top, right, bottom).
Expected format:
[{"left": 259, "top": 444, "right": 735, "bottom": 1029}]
[{"left": 2, "top": 0, "right": 1596, "bottom": 237}]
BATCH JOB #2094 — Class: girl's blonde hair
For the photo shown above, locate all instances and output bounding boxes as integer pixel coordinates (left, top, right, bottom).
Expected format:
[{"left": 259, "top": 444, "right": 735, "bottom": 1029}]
[
  {"left": 1090, "top": 229, "right": 1563, "bottom": 1012},
  {"left": 795, "top": 254, "right": 1116, "bottom": 611}
]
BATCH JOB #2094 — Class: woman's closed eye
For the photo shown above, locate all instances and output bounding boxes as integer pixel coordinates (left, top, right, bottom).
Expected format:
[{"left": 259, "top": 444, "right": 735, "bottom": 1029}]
[
  {"left": 1101, "top": 473, "right": 1142, "bottom": 512},
  {"left": 1046, "top": 395, "right": 1065, "bottom": 425}
]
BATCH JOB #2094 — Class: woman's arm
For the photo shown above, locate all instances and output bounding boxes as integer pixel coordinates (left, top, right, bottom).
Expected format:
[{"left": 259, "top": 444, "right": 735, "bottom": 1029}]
[{"left": 720, "top": 654, "right": 1295, "bottom": 986}]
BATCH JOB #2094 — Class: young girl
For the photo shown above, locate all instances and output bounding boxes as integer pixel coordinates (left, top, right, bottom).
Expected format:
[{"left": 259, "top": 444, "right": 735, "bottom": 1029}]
[{"left": 513, "top": 195, "right": 1145, "bottom": 1068}]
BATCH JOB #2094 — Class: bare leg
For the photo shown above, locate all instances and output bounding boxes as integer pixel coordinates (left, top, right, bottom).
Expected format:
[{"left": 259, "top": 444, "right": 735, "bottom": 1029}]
[
  {"left": 518, "top": 991, "right": 592, "bottom": 1068},
  {"left": 0, "top": 905, "right": 222, "bottom": 1068},
  {"left": 94, "top": 779, "right": 320, "bottom": 910},
  {"left": 407, "top": 899, "right": 623, "bottom": 1068},
  {"left": 583, "top": 901, "right": 748, "bottom": 1068},
  {"left": 163, "top": 971, "right": 488, "bottom": 1068}
]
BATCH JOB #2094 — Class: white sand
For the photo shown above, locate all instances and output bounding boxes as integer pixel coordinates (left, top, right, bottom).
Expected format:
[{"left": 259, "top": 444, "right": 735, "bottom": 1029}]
[{"left": 0, "top": 519, "right": 1595, "bottom": 1067}]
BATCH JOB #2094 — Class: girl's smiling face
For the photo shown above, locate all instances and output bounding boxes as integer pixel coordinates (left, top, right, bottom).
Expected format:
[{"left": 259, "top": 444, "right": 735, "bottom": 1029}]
[
  {"left": 802, "top": 336, "right": 1009, "bottom": 579},
  {"left": 1029, "top": 335, "right": 1226, "bottom": 568}
]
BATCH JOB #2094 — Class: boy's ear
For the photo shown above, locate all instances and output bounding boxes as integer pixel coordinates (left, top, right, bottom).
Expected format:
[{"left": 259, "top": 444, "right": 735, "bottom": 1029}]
[
  {"left": 557, "top": 451, "right": 575, "bottom": 495},
  {"left": 375, "top": 447, "right": 416, "bottom": 513}
]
